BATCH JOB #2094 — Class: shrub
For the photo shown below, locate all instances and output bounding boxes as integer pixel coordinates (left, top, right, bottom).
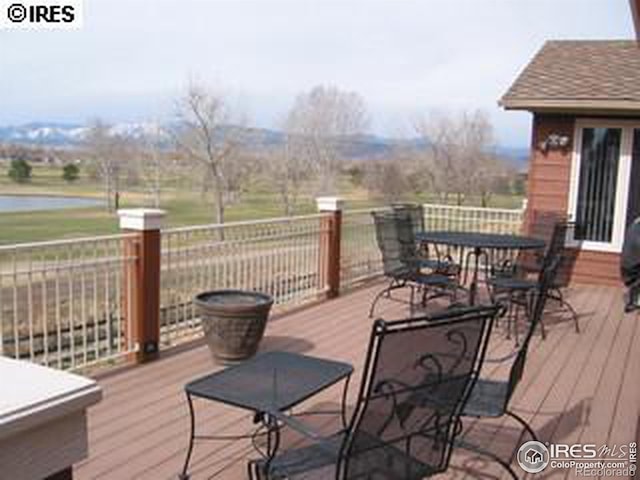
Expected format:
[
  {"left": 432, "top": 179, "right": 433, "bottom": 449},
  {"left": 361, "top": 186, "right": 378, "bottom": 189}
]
[
  {"left": 62, "top": 163, "right": 80, "bottom": 183},
  {"left": 8, "top": 158, "right": 32, "bottom": 183}
]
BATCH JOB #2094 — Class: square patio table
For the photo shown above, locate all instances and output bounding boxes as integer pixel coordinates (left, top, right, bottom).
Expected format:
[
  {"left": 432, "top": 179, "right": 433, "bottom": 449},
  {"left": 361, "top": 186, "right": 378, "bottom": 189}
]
[{"left": 180, "top": 351, "right": 353, "bottom": 479}]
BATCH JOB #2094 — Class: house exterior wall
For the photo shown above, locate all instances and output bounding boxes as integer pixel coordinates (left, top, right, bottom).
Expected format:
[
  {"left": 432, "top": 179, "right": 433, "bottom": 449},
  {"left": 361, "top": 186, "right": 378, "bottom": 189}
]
[{"left": 525, "top": 113, "right": 622, "bottom": 286}]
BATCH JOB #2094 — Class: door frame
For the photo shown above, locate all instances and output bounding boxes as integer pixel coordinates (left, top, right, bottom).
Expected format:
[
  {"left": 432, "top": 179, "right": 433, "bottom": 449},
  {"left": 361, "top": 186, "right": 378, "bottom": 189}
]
[{"left": 567, "top": 118, "right": 640, "bottom": 253}]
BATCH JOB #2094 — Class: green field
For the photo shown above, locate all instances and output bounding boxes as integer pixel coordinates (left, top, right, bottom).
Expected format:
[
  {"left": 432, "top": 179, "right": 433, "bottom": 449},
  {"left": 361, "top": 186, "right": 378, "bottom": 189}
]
[{"left": 0, "top": 166, "right": 523, "bottom": 245}]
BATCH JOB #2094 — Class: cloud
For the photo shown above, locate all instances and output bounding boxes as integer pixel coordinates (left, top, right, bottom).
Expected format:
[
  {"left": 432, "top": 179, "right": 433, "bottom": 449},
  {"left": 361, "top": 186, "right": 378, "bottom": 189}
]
[{"left": 0, "top": 0, "right": 633, "bottom": 146}]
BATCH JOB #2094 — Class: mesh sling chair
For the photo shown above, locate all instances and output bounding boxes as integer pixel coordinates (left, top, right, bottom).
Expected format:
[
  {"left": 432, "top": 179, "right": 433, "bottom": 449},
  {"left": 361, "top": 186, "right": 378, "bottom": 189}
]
[
  {"left": 454, "top": 256, "right": 561, "bottom": 479},
  {"left": 369, "top": 210, "right": 458, "bottom": 318},
  {"left": 390, "top": 203, "right": 461, "bottom": 279},
  {"left": 489, "top": 222, "right": 578, "bottom": 340},
  {"left": 248, "top": 305, "right": 499, "bottom": 480}
]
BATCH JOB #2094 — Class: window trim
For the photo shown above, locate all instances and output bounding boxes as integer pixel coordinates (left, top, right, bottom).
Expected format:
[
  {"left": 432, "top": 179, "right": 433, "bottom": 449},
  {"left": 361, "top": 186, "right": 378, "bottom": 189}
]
[{"left": 567, "top": 119, "right": 639, "bottom": 253}]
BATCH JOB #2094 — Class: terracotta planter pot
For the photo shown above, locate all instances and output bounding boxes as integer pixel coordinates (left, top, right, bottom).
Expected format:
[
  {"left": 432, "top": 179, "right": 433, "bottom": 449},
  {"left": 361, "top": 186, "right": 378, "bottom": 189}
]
[{"left": 194, "top": 290, "right": 273, "bottom": 363}]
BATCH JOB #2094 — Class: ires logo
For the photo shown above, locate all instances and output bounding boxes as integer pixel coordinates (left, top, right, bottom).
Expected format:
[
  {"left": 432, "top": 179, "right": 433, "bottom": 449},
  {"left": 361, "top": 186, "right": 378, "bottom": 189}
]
[
  {"left": 549, "top": 444, "right": 598, "bottom": 458},
  {"left": 0, "top": 0, "right": 83, "bottom": 29}
]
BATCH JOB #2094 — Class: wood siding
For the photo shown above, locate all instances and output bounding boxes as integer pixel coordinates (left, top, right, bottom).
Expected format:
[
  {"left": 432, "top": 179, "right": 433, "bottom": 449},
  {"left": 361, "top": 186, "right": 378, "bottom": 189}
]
[{"left": 525, "top": 113, "right": 622, "bottom": 286}]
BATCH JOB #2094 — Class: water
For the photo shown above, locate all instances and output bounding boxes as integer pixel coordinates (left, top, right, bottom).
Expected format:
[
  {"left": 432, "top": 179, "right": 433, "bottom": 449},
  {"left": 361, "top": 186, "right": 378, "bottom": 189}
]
[{"left": 0, "top": 195, "right": 103, "bottom": 213}]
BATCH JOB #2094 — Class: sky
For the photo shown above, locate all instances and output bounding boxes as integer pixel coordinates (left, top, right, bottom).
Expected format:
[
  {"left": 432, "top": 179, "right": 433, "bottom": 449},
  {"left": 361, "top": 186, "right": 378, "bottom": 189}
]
[{"left": 0, "top": 0, "right": 635, "bottom": 147}]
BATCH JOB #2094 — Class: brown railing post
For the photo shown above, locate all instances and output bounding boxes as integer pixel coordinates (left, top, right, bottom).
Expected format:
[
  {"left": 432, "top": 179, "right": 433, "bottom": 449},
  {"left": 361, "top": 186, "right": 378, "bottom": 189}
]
[
  {"left": 118, "top": 209, "right": 165, "bottom": 363},
  {"left": 316, "top": 197, "right": 343, "bottom": 299}
]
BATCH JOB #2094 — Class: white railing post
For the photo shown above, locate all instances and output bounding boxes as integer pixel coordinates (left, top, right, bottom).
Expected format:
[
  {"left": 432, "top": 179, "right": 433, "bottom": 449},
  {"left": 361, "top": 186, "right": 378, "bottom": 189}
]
[{"left": 118, "top": 209, "right": 165, "bottom": 364}]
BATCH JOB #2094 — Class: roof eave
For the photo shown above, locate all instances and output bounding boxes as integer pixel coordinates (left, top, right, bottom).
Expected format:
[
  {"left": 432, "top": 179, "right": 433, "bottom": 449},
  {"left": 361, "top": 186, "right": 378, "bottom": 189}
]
[{"left": 499, "top": 98, "right": 640, "bottom": 114}]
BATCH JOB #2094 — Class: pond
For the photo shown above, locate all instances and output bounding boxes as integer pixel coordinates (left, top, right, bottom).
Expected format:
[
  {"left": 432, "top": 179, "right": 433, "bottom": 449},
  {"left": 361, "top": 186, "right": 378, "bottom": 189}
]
[{"left": 0, "top": 195, "right": 103, "bottom": 213}]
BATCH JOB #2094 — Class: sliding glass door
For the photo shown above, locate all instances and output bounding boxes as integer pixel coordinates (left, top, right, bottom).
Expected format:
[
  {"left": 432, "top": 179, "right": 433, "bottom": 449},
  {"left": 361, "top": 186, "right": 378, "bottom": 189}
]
[
  {"left": 569, "top": 120, "right": 639, "bottom": 252},
  {"left": 574, "top": 127, "right": 621, "bottom": 243}
]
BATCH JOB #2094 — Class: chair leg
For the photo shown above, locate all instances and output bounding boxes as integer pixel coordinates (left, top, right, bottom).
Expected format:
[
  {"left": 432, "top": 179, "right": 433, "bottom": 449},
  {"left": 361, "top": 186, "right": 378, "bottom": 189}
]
[
  {"left": 505, "top": 293, "right": 513, "bottom": 340},
  {"left": 368, "top": 281, "right": 395, "bottom": 318},
  {"left": 549, "top": 288, "right": 580, "bottom": 333},
  {"left": 178, "top": 393, "right": 196, "bottom": 480},
  {"left": 506, "top": 410, "right": 539, "bottom": 442},
  {"left": 514, "top": 298, "right": 521, "bottom": 346},
  {"left": 536, "top": 298, "right": 547, "bottom": 340},
  {"left": 564, "top": 298, "right": 580, "bottom": 333},
  {"left": 409, "top": 284, "right": 415, "bottom": 316}
]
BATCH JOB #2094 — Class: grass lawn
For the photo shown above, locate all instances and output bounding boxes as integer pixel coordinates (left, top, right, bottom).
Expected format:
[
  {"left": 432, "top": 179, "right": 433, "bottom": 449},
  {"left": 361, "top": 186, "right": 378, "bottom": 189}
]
[{"left": 0, "top": 166, "right": 523, "bottom": 245}]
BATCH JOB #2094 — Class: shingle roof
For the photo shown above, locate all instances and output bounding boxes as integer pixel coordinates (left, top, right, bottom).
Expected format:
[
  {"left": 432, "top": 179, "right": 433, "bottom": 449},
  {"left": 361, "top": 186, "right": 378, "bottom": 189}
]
[{"left": 500, "top": 40, "right": 640, "bottom": 112}]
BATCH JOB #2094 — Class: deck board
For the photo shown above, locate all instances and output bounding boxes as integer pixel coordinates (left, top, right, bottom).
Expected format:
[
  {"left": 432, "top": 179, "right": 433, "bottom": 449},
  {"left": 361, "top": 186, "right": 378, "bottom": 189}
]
[{"left": 74, "top": 281, "right": 639, "bottom": 480}]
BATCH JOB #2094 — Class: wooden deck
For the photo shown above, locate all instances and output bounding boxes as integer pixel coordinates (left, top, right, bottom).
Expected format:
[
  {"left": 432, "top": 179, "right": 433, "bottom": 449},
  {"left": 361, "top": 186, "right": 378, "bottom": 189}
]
[{"left": 75, "top": 281, "right": 640, "bottom": 480}]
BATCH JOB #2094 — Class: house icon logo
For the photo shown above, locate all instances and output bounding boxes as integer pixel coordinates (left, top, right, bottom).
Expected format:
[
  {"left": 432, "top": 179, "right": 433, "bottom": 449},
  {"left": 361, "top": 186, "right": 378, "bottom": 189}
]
[{"left": 517, "top": 440, "right": 550, "bottom": 473}]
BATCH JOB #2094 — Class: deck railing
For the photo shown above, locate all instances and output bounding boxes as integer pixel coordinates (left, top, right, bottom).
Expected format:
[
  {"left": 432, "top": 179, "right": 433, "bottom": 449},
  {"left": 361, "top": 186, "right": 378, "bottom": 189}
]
[
  {"left": 423, "top": 203, "right": 524, "bottom": 234},
  {"left": 340, "top": 208, "right": 387, "bottom": 285},
  {"left": 340, "top": 204, "right": 525, "bottom": 284},
  {"left": 160, "top": 214, "right": 329, "bottom": 345},
  {"left": 0, "top": 201, "right": 524, "bottom": 370},
  {"left": 0, "top": 234, "right": 138, "bottom": 370}
]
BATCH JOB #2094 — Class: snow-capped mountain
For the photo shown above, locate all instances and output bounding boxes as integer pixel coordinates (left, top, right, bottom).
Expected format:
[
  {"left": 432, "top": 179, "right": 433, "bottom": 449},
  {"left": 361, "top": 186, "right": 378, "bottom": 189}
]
[
  {"left": 0, "top": 121, "right": 529, "bottom": 168},
  {"left": 0, "top": 121, "right": 168, "bottom": 146}
]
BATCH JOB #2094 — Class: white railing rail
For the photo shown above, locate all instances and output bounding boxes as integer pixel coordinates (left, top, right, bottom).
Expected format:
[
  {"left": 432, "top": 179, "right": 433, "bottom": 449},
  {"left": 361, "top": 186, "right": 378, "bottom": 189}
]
[
  {"left": 423, "top": 203, "right": 524, "bottom": 234},
  {"left": 0, "top": 233, "right": 138, "bottom": 371},
  {"left": 160, "top": 213, "right": 330, "bottom": 345}
]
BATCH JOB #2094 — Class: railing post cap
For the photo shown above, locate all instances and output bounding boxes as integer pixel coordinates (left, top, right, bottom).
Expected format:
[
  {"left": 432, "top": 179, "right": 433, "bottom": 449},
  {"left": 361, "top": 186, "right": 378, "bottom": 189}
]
[
  {"left": 118, "top": 208, "right": 166, "bottom": 231},
  {"left": 316, "top": 197, "right": 343, "bottom": 212}
]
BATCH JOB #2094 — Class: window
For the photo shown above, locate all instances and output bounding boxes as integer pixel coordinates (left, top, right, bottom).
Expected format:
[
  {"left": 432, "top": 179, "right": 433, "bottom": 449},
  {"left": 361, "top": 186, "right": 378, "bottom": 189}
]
[{"left": 568, "top": 120, "right": 639, "bottom": 253}]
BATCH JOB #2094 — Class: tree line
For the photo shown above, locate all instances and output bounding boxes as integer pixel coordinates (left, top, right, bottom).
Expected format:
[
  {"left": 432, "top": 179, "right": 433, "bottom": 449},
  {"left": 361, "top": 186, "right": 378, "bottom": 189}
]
[{"left": 3, "top": 82, "right": 523, "bottom": 220}]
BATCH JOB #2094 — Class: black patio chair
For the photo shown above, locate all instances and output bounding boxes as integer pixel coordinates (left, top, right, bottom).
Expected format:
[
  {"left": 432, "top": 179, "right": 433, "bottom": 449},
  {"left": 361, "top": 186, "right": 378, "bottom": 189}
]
[
  {"left": 248, "top": 305, "right": 499, "bottom": 480},
  {"left": 455, "top": 255, "right": 561, "bottom": 479},
  {"left": 391, "top": 203, "right": 461, "bottom": 278},
  {"left": 489, "top": 221, "right": 579, "bottom": 337},
  {"left": 369, "top": 210, "right": 458, "bottom": 317},
  {"left": 621, "top": 217, "right": 640, "bottom": 312}
]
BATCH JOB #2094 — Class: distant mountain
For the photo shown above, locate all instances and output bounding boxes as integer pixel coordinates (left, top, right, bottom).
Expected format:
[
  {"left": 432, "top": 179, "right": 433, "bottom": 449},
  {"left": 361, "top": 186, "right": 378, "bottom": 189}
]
[
  {"left": 0, "top": 121, "right": 529, "bottom": 168},
  {"left": 0, "top": 122, "right": 87, "bottom": 146},
  {"left": 0, "top": 121, "right": 169, "bottom": 146}
]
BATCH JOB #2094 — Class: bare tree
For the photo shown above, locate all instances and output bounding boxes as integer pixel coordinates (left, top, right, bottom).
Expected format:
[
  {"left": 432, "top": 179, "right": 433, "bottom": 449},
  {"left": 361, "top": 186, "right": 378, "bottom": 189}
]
[
  {"left": 84, "top": 119, "right": 126, "bottom": 211},
  {"left": 412, "top": 110, "right": 505, "bottom": 206},
  {"left": 134, "top": 124, "right": 172, "bottom": 208},
  {"left": 174, "top": 82, "right": 246, "bottom": 224},
  {"left": 363, "top": 159, "right": 409, "bottom": 203},
  {"left": 286, "top": 85, "right": 369, "bottom": 194},
  {"left": 260, "top": 128, "right": 312, "bottom": 216}
]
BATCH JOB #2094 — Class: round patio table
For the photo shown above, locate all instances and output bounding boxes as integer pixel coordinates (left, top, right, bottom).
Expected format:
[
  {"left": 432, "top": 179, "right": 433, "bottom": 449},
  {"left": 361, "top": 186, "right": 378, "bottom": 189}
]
[{"left": 415, "top": 231, "right": 545, "bottom": 305}]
